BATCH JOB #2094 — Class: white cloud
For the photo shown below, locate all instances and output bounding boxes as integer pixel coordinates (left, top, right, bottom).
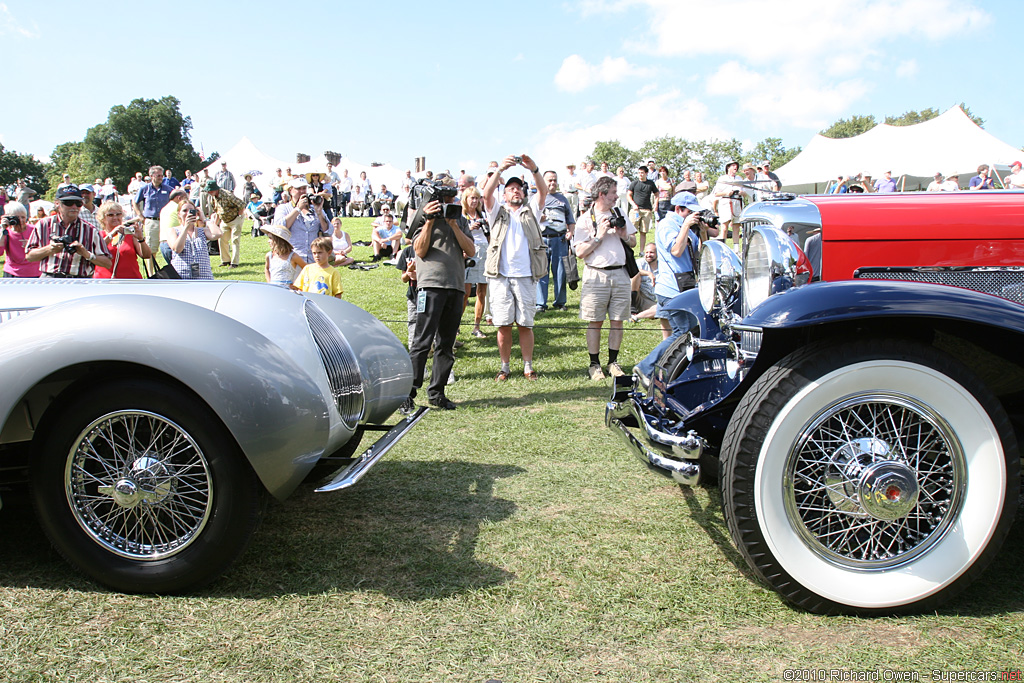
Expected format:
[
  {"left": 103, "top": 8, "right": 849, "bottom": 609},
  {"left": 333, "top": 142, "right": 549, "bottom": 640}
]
[
  {"left": 705, "top": 60, "right": 870, "bottom": 129},
  {"left": 531, "top": 90, "right": 732, "bottom": 169},
  {"left": 0, "top": 3, "right": 39, "bottom": 38},
  {"left": 555, "top": 54, "right": 654, "bottom": 93},
  {"left": 628, "top": 0, "right": 988, "bottom": 64},
  {"left": 573, "top": 0, "right": 989, "bottom": 130},
  {"left": 895, "top": 59, "right": 919, "bottom": 78}
]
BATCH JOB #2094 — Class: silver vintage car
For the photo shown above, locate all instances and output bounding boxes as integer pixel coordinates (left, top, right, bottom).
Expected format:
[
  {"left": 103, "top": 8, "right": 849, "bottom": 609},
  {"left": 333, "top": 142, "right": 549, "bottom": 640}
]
[{"left": 0, "top": 279, "right": 425, "bottom": 593}]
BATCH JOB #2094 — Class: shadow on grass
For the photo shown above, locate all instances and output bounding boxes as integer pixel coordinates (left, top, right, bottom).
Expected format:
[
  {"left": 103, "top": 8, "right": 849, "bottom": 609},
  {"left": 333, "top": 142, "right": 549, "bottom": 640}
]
[
  {"left": 222, "top": 459, "right": 524, "bottom": 599},
  {"left": 0, "top": 460, "right": 524, "bottom": 600}
]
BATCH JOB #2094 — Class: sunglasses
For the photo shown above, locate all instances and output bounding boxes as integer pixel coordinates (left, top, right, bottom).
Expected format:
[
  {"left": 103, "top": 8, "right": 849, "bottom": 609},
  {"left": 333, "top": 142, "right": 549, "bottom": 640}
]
[{"left": 60, "top": 199, "right": 84, "bottom": 207}]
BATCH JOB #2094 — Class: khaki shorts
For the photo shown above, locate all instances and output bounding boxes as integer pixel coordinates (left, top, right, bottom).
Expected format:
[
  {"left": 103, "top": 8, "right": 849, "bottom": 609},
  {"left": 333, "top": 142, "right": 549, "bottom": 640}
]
[
  {"left": 488, "top": 275, "right": 536, "bottom": 327},
  {"left": 580, "top": 266, "right": 631, "bottom": 322},
  {"left": 636, "top": 208, "right": 655, "bottom": 234}
]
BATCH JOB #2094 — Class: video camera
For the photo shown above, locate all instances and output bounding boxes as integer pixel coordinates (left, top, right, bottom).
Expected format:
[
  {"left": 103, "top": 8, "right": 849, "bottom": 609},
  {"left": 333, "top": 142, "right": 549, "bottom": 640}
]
[{"left": 409, "top": 179, "right": 461, "bottom": 221}]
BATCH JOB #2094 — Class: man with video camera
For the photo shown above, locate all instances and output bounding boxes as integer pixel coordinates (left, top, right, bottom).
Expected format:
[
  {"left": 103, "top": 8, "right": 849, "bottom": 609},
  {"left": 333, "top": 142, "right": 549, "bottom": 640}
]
[
  {"left": 632, "top": 192, "right": 719, "bottom": 388},
  {"left": 26, "top": 185, "right": 112, "bottom": 278},
  {"left": 402, "top": 174, "right": 477, "bottom": 411}
]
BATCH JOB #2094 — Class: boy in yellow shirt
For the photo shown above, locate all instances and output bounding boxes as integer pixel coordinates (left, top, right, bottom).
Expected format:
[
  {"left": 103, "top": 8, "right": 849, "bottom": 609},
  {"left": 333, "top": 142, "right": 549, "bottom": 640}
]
[{"left": 294, "top": 236, "right": 343, "bottom": 298}]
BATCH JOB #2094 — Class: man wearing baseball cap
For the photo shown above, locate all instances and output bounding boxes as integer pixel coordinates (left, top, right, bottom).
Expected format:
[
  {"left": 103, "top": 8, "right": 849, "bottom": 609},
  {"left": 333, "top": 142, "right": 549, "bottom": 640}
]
[
  {"left": 26, "top": 185, "right": 112, "bottom": 278},
  {"left": 633, "top": 191, "right": 718, "bottom": 388},
  {"left": 205, "top": 180, "right": 247, "bottom": 268},
  {"left": 480, "top": 154, "right": 548, "bottom": 381},
  {"left": 273, "top": 176, "right": 329, "bottom": 264},
  {"left": 1006, "top": 161, "right": 1024, "bottom": 190}
]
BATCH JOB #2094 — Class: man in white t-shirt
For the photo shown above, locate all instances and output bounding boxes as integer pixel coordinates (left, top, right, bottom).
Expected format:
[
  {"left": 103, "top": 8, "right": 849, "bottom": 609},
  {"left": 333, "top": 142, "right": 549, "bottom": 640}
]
[
  {"left": 575, "top": 160, "right": 597, "bottom": 214},
  {"left": 926, "top": 172, "right": 947, "bottom": 192},
  {"left": 1006, "top": 161, "right": 1024, "bottom": 190},
  {"left": 338, "top": 169, "right": 355, "bottom": 216},
  {"left": 572, "top": 175, "right": 637, "bottom": 380},
  {"left": 481, "top": 154, "right": 548, "bottom": 381}
]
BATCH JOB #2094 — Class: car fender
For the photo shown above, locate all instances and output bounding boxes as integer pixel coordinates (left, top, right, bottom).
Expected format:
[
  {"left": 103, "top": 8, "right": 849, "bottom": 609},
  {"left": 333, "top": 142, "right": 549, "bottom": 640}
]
[
  {"left": 744, "top": 279, "right": 1024, "bottom": 333},
  {"left": 0, "top": 294, "right": 331, "bottom": 499}
]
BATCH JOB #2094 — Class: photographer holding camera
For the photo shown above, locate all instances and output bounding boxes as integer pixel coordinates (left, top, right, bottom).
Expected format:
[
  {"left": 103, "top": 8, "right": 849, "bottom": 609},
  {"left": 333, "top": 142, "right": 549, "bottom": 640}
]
[
  {"left": 402, "top": 174, "right": 477, "bottom": 411},
  {"left": 572, "top": 175, "right": 636, "bottom": 380},
  {"left": 273, "top": 177, "right": 330, "bottom": 264},
  {"left": 1, "top": 203, "right": 40, "bottom": 278},
  {"left": 481, "top": 154, "right": 548, "bottom": 381},
  {"left": 26, "top": 185, "right": 111, "bottom": 278},
  {"left": 632, "top": 192, "right": 719, "bottom": 388},
  {"left": 204, "top": 180, "right": 247, "bottom": 268}
]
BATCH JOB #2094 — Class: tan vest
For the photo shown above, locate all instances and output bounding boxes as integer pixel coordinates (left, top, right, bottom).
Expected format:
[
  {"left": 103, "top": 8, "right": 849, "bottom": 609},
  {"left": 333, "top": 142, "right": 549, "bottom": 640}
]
[{"left": 484, "top": 204, "right": 548, "bottom": 280}]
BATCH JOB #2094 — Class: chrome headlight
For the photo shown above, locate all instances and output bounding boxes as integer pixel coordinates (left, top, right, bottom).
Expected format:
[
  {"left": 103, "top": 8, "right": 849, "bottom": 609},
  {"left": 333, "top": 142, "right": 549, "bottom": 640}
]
[
  {"left": 698, "top": 240, "right": 743, "bottom": 314},
  {"left": 742, "top": 225, "right": 811, "bottom": 314}
]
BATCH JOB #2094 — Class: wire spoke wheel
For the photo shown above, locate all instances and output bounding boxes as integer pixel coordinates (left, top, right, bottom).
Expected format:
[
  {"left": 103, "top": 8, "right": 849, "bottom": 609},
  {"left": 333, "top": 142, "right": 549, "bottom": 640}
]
[
  {"left": 720, "top": 340, "right": 1019, "bottom": 614},
  {"left": 785, "top": 393, "right": 963, "bottom": 569},
  {"left": 66, "top": 410, "right": 213, "bottom": 560}
]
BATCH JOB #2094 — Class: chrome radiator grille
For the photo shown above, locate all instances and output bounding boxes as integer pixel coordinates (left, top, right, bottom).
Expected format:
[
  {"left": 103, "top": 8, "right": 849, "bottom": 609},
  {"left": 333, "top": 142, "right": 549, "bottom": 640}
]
[
  {"left": 303, "top": 300, "right": 365, "bottom": 428},
  {"left": 855, "top": 268, "right": 1024, "bottom": 304}
]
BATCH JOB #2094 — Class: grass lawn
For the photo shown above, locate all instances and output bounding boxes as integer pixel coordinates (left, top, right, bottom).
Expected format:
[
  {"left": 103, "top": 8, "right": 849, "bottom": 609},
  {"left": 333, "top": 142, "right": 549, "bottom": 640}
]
[{"left": 2, "top": 217, "right": 1023, "bottom": 682}]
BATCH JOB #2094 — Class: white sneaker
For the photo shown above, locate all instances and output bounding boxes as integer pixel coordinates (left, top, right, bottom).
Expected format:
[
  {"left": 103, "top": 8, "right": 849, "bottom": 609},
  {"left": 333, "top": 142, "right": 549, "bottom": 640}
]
[
  {"left": 607, "top": 362, "right": 626, "bottom": 378},
  {"left": 447, "top": 370, "right": 456, "bottom": 384},
  {"left": 588, "top": 364, "right": 605, "bottom": 381}
]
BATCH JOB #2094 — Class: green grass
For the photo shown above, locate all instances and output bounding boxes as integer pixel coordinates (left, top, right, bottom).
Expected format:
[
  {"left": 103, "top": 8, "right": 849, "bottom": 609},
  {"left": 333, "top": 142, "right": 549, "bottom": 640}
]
[{"left": 1, "top": 217, "right": 1023, "bottom": 682}]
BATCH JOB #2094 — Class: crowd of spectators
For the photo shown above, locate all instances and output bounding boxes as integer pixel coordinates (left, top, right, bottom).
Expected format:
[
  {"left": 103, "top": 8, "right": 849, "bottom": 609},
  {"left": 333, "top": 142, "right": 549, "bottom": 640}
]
[{"left": 5, "top": 152, "right": 1024, "bottom": 398}]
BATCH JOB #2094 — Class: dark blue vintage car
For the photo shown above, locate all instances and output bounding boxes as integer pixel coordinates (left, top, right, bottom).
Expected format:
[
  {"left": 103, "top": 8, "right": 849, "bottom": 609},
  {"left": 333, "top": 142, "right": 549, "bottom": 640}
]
[{"left": 607, "top": 192, "right": 1024, "bottom": 615}]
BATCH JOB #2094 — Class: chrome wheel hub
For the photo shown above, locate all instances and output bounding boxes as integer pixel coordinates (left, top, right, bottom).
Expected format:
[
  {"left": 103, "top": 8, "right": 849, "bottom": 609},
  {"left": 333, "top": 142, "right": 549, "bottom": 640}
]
[
  {"left": 66, "top": 410, "right": 213, "bottom": 560},
  {"left": 785, "top": 393, "right": 964, "bottom": 569}
]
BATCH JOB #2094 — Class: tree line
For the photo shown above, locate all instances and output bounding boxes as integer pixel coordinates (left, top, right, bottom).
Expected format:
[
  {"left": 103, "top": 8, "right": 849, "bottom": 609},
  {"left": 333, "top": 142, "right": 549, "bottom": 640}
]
[{"left": 2, "top": 96, "right": 208, "bottom": 200}]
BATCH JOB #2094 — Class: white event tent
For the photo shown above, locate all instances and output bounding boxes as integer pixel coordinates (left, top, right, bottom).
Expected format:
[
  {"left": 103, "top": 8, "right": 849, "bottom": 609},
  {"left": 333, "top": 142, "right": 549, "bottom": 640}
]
[
  {"left": 199, "top": 138, "right": 408, "bottom": 199},
  {"left": 776, "top": 107, "right": 1023, "bottom": 194}
]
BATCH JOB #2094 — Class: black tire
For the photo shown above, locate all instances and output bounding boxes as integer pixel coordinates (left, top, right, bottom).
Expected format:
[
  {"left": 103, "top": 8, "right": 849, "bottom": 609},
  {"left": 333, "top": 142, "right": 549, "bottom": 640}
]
[
  {"left": 31, "top": 379, "right": 263, "bottom": 593},
  {"left": 657, "top": 334, "right": 693, "bottom": 384},
  {"left": 720, "top": 339, "right": 1019, "bottom": 615}
]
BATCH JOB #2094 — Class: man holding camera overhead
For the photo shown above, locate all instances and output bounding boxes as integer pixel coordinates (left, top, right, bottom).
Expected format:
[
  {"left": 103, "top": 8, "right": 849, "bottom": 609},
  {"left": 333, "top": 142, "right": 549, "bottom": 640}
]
[
  {"left": 205, "top": 180, "right": 247, "bottom": 268},
  {"left": 403, "top": 174, "right": 477, "bottom": 411},
  {"left": 572, "top": 175, "right": 636, "bottom": 380},
  {"left": 26, "top": 185, "right": 111, "bottom": 278},
  {"left": 273, "top": 176, "right": 330, "bottom": 264},
  {"left": 481, "top": 154, "right": 548, "bottom": 382}
]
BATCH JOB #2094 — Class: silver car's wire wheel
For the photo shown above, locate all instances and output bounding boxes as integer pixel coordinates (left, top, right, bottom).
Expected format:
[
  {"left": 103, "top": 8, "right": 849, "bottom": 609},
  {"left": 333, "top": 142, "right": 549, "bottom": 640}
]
[
  {"left": 785, "top": 393, "right": 964, "bottom": 569},
  {"left": 64, "top": 410, "right": 214, "bottom": 560}
]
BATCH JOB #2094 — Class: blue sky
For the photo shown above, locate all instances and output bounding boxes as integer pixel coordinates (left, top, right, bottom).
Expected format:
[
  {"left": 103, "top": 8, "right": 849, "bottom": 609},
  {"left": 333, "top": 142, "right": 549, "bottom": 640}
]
[{"left": 2, "top": 0, "right": 1020, "bottom": 177}]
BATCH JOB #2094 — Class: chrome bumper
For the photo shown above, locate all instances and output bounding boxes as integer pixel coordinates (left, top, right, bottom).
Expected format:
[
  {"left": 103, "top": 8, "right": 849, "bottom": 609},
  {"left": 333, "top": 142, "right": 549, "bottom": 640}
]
[
  {"left": 605, "top": 395, "right": 706, "bottom": 487},
  {"left": 315, "top": 406, "right": 428, "bottom": 493}
]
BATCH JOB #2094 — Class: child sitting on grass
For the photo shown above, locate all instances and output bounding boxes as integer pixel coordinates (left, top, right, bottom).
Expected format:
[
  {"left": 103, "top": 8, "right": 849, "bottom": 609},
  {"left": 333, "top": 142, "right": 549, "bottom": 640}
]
[
  {"left": 263, "top": 225, "right": 306, "bottom": 288},
  {"left": 294, "top": 236, "right": 343, "bottom": 298}
]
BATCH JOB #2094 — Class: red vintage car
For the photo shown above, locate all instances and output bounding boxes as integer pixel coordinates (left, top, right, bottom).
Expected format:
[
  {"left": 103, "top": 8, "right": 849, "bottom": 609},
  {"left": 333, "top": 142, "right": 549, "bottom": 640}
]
[{"left": 607, "top": 191, "right": 1024, "bottom": 615}]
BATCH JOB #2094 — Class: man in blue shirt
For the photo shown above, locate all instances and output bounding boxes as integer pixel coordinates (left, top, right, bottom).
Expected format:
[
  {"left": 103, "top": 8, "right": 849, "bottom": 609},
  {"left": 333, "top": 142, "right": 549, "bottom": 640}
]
[
  {"left": 133, "top": 165, "right": 175, "bottom": 275},
  {"left": 536, "top": 170, "right": 576, "bottom": 311},
  {"left": 873, "top": 170, "right": 898, "bottom": 193},
  {"left": 633, "top": 192, "right": 718, "bottom": 386}
]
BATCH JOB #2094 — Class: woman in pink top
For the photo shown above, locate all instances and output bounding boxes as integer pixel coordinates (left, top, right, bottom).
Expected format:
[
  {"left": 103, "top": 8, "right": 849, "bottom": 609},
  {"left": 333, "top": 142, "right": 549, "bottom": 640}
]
[
  {"left": 92, "top": 201, "right": 152, "bottom": 279},
  {"left": 0, "top": 203, "right": 40, "bottom": 278}
]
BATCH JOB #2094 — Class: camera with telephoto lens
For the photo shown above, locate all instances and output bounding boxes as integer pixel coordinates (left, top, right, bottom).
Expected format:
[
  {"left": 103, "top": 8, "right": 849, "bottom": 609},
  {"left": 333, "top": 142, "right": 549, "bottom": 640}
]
[
  {"left": 696, "top": 209, "right": 720, "bottom": 231},
  {"left": 464, "top": 257, "right": 476, "bottom": 268},
  {"left": 53, "top": 234, "right": 78, "bottom": 253},
  {"left": 608, "top": 207, "right": 627, "bottom": 230},
  {"left": 306, "top": 193, "right": 323, "bottom": 206}
]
